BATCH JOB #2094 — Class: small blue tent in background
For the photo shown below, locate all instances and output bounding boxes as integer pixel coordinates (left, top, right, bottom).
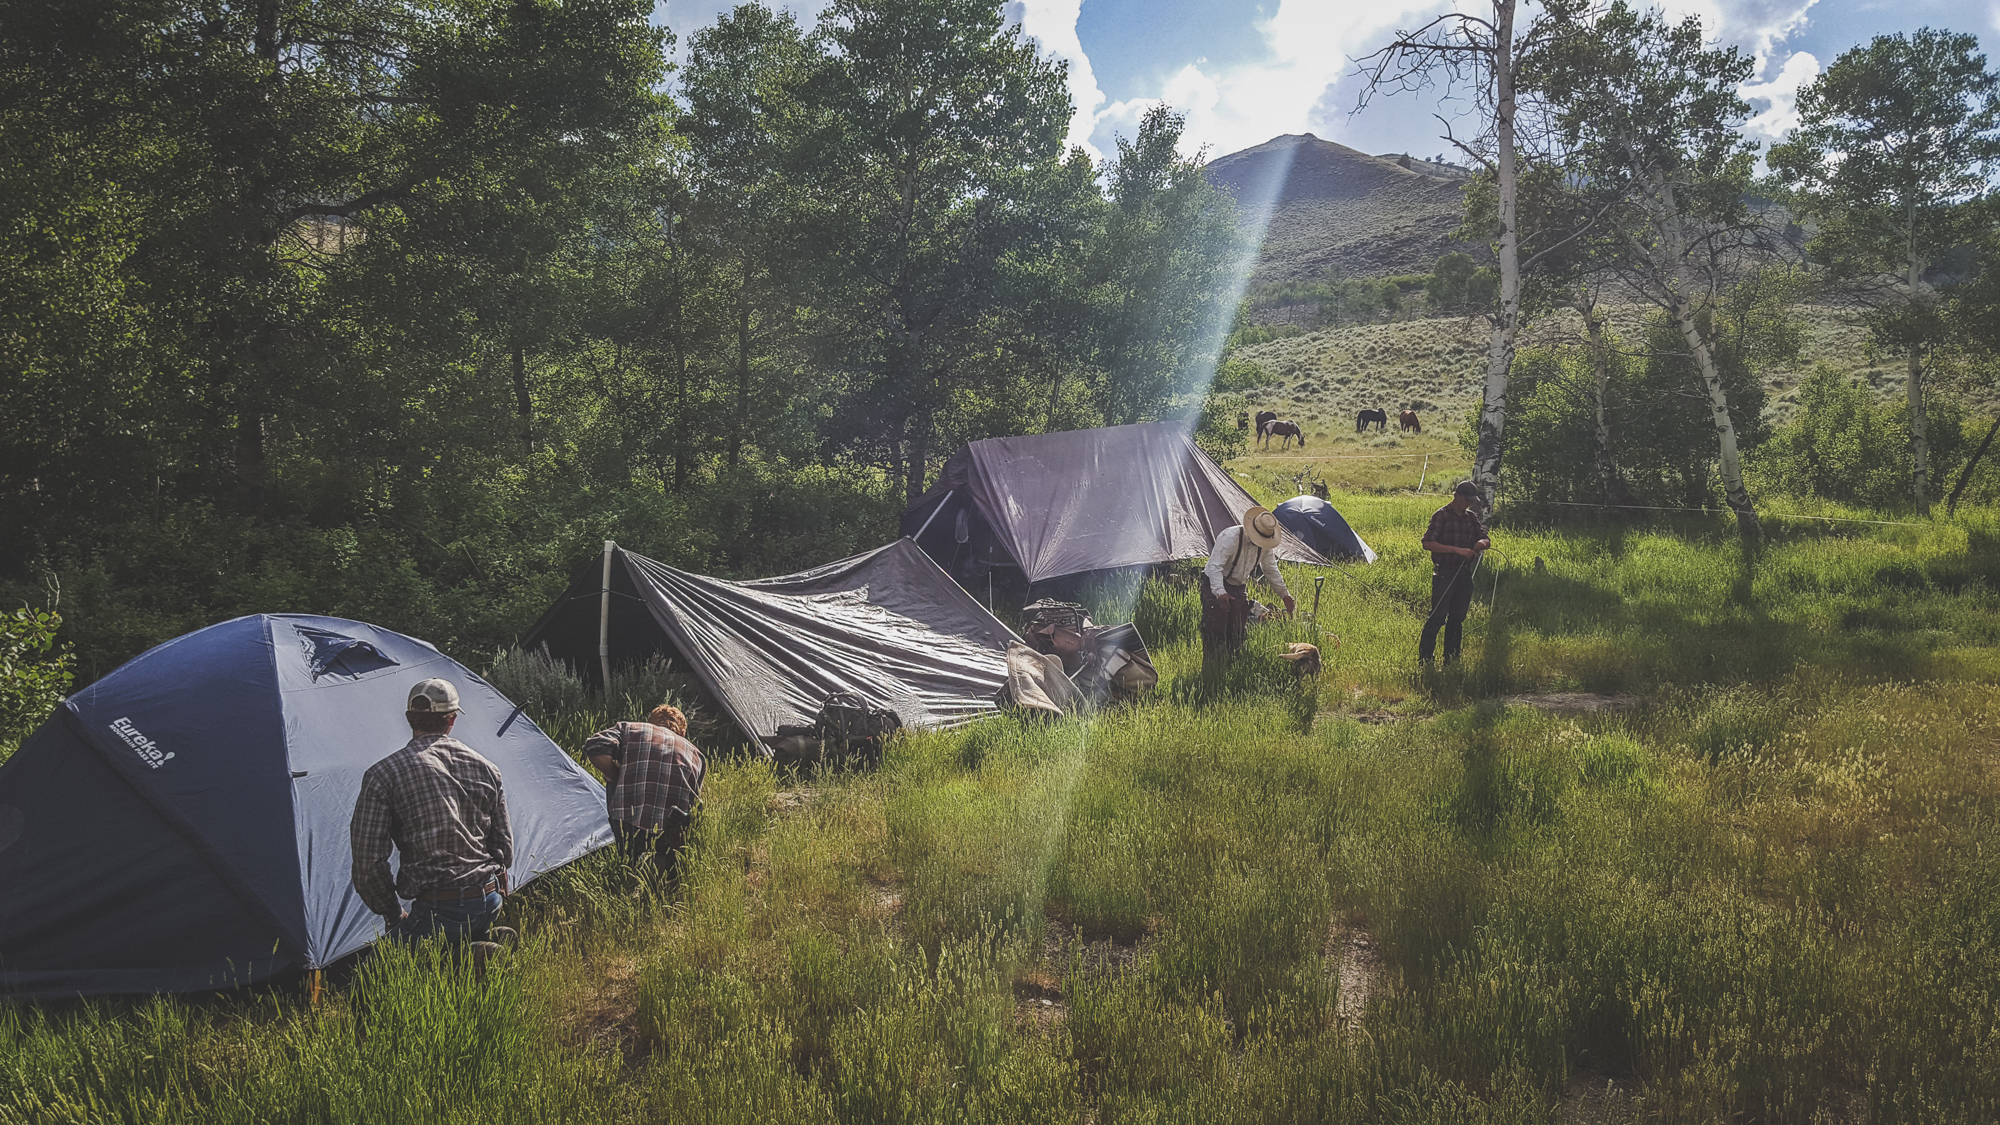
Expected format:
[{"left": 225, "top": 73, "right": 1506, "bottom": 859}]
[
  {"left": 0, "top": 614, "right": 611, "bottom": 999},
  {"left": 1273, "top": 495, "right": 1377, "bottom": 563}
]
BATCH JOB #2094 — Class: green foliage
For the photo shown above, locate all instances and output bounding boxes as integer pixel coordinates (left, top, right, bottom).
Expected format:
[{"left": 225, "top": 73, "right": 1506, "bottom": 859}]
[
  {"left": 1236, "top": 275, "right": 1418, "bottom": 336},
  {"left": 1756, "top": 365, "right": 1970, "bottom": 508},
  {"left": 1423, "top": 253, "right": 1497, "bottom": 314},
  {"left": 1470, "top": 312, "right": 1769, "bottom": 510},
  {"left": 1767, "top": 28, "right": 2000, "bottom": 282},
  {"left": 0, "top": 606, "right": 72, "bottom": 756},
  {"left": 1225, "top": 322, "right": 1308, "bottom": 350},
  {"left": 0, "top": 0, "right": 1250, "bottom": 674}
]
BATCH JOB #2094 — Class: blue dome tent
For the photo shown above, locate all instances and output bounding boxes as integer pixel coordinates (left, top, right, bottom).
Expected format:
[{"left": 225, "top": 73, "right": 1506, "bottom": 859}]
[
  {"left": 0, "top": 614, "right": 612, "bottom": 999},
  {"left": 1273, "top": 495, "right": 1376, "bottom": 563}
]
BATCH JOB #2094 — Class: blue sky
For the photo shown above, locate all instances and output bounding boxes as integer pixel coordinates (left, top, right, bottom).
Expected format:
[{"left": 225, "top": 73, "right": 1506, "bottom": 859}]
[{"left": 655, "top": 0, "right": 2000, "bottom": 164}]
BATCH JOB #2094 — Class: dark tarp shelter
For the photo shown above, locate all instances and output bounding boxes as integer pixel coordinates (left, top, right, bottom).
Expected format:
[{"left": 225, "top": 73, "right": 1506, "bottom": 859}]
[
  {"left": 0, "top": 614, "right": 611, "bottom": 1000},
  {"left": 517, "top": 538, "right": 1017, "bottom": 746},
  {"left": 899, "top": 422, "right": 1330, "bottom": 583},
  {"left": 1274, "top": 495, "right": 1377, "bottom": 563}
]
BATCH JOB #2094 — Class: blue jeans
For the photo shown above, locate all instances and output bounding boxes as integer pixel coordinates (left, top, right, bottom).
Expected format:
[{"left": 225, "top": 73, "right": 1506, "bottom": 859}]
[{"left": 392, "top": 891, "right": 502, "bottom": 945}]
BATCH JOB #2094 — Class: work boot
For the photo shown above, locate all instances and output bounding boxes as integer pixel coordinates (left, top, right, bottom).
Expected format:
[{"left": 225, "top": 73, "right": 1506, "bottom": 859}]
[{"left": 469, "top": 940, "right": 505, "bottom": 983}]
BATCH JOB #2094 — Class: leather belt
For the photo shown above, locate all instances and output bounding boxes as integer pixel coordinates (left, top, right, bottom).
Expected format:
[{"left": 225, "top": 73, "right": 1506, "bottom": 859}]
[{"left": 414, "top": 879, "right": 498, "bottom": 902}]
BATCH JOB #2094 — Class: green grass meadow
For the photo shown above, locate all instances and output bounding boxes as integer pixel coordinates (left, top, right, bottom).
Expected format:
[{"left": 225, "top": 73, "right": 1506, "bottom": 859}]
[{"left": 10, "top": 491, "right": 2000, "bottom": 1123}]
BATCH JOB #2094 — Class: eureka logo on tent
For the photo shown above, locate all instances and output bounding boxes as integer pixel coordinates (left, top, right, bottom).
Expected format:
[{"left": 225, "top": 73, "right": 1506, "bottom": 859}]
[{"left": 109, "top": 717, "right": 174, "bottom": 768}]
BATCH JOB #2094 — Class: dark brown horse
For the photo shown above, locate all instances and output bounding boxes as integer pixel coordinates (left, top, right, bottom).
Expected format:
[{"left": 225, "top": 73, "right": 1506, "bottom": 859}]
[
  {"left": 1254, "top": 410, "right": 1278, "bottom": 436},
  {"left": 1261, "top": 419, "right": 1305, "bottom": 449},
  {"left": 1398, "top": 410, "right": 1421, "bottom": 433},
  {"left": 1355, "top": 409, "right": 1388, "bottom": 433}
]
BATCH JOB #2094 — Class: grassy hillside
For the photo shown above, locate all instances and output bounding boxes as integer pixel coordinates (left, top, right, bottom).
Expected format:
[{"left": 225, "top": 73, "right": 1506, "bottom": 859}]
[
  {"left": 11, "top": 506, "right": 2000, "bottom": 1122},
  {"left": 1206, "top": 134, "right": 1478, "bottom": 286},
  {"left": 1231, "top": 303, "right": 1893, "bottom": 448}
]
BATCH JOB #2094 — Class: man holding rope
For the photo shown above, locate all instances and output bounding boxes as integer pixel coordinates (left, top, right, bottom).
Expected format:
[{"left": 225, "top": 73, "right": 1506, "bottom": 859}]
[{"left": 1418, "top": 481, "right": 1491, "bottom": 665}]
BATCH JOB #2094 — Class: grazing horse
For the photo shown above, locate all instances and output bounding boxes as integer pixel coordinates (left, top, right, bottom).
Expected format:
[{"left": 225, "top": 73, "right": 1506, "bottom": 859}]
[
  {"left": 1254, "top": 410, "right": 1278, "bottom": 436},
  {"left": 1355, "top": 409, "right": 1388, "bottom": 433},
  {"left": 1261, "top": 420, "right": 1305, "bottom": 450},
  {"left": 1398, "top": 410, "right": 1421, "bottom": 433}
]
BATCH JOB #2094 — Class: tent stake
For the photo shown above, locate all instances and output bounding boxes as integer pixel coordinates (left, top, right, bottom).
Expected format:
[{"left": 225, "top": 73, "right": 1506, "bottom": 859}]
[{"left": 599, "top": 540, "right": 614, "bottom": 694}]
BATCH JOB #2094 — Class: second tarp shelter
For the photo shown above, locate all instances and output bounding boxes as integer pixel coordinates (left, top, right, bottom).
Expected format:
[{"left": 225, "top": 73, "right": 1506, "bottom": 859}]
[
  {"left": 1274, "top": 495, "right": 1377, "bottom": 563},
  {"left": 516, "top": 538, "right": 1018, "bottom": 746},
  {"left": 900, "top": 422, "right": 1329, "bottom": 583}
]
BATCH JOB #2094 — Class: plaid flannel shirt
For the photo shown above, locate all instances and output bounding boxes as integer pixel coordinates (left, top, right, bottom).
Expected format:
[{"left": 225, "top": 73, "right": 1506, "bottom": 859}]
[
  {"left": 1422, "top": 504, "right": 1489, "bottom": 572},
  {"left": 349, "top": 734, "right": 513, "bottom": 918},
  {"left": 583, "top": 722, "right": 705, "bottom": 832}
]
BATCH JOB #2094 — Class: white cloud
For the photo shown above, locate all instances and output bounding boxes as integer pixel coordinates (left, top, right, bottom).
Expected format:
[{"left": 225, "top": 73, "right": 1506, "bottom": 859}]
[
  {"left": 1118, "top": 0, "right": 1450, "bottom": 160},
  {"left": 1678, "top": 0, "right": 1821, "bottom": 148},
  {"left": 1740, "top": 49, "right": 1819, "bottom": 143},
  {"left": 1008, "top": 0, "right": 1110, "bottom": 160}
]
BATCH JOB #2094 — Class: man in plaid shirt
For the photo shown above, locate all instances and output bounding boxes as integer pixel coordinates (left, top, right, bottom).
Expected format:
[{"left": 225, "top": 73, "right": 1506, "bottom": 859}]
[
  {"left": 350, "top": 678, "right": 513, "bottom": 946},
  {"left": 1419, "top": 481, "right": 1492, "bottom": 664},
  {"left": 584, "top": 703, "right": 705, "bottom": 879}
]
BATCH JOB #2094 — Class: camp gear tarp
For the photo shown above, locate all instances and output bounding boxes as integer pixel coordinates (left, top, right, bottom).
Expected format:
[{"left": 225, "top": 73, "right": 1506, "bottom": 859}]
[
  {"left": 517, "top": 538, "right": 1017, "bottom": 746},
  {"left": 1274, "top": 495, "right": 1377, "bottom": 563},
  {"left": 900, "top": 422, "right": 1329, "bottom": 583},
  {"left": 0, "top": 615, "right": 610, "bottom": 999}
]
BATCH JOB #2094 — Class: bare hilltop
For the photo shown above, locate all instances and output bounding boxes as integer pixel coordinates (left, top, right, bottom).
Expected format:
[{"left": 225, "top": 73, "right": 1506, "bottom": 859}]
[{"left": 1204, "top": 133, "right": 1479, "bottom": 285}]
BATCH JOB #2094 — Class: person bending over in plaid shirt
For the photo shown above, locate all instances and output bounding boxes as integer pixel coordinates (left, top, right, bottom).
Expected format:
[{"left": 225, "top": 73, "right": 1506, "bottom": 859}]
[
  {"left": 585, "top": 704, "right": 705, "bottom": 881},
  {"left": 1418, "top": 481, "right": 1492, "bottom": 664},
  {"left": 350, "top": 678, "right": 514, "bottom": 951}
]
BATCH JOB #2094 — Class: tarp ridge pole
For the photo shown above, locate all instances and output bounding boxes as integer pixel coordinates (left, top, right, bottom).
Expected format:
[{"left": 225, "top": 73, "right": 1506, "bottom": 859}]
[
  {"left": 911, "top": 490, "right": 954, "bottom": 542},
  {"left": 600, "top": 540, "right": 615, "bottom": 696}
]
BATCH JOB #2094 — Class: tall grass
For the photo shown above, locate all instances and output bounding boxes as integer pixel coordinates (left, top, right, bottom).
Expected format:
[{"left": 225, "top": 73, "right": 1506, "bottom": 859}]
[{"left": 12, "top": 510, "right": 2000, "bottom": 1121}]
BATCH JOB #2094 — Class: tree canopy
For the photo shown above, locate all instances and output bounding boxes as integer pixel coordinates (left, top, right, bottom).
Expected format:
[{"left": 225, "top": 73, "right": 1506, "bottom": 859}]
[{"left": 0, "top": 0, "right": 1250, "bottom": 674}]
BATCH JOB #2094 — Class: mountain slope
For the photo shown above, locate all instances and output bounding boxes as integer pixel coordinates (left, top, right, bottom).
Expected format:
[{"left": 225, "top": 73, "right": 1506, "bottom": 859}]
[{"left": 1205, "top": 134, "right": 1477, "bottom": 285}]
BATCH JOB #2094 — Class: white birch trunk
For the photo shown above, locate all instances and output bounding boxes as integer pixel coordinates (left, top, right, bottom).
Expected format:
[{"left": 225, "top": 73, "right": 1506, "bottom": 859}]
[
  {"left": 1649, "top": 169, "right": 1760, "bottom": 539},
  {"left": 1472, "top": 0, "right": 1520, "bottom": 515}
]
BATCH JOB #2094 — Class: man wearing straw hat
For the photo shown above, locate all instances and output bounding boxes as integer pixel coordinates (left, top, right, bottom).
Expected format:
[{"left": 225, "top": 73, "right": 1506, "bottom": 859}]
[{"left": 1201, "top": 507, "right": 1295, "bottom": 669}]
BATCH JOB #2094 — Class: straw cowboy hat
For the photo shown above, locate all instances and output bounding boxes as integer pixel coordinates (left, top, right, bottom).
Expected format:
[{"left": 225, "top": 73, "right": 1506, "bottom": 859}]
[{"left": 1242, "top": 506, "right": 1280, "bottom": 549}]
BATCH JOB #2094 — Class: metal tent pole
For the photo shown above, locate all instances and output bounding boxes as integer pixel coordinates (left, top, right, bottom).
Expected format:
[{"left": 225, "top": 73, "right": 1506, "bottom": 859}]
[
  {"left": 911, "top": 490, "right": 954, "bottom": 542},
  {"left": 599, "top": 540, "right": 615, "bottom": 694}
]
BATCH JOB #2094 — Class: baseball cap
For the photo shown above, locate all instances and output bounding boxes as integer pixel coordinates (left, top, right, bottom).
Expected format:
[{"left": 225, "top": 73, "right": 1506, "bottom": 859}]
[
  {"left": 1453, "top": 480, "right": 1480, "bottom": 498},
  {"left": 407, "top": 678, "right": 462, "bottom": 714}
]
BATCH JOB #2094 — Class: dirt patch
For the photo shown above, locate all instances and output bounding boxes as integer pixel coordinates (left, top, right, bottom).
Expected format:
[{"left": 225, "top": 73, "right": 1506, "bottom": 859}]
[
  {"left": 1351, "top": 710, "right": 1404, "bottom": 725},
  {"left": 565, "top": 953, "right": 648, "bottom": 1067},
  {"left": 1503, "top": 693, "right": 1640, "bottom": 715},
  {"left": 1323, "top": 921, "right": 1385, "bottom": 1028},
  {"left": 1041, "top": 915, "right": 1156, "bottom": 982},
  {"left": 864, "top": 873, "right": 907, "bottom": 938},
  {"left": 768, "top": 787, "right": 819, "bottom": 816},
  {"left": 1012, "top": 972, "right": 1067, "bottom": 1033},
  {"left": 1560, "top": 1067, "right": 1639, "bottom": 1123},
  {"left": 1013, "top": 917, "right": 1156, "bottom": 1035}
]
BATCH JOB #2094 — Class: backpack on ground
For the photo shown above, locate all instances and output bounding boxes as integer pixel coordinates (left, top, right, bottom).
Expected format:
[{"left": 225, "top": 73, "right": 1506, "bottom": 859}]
[{"left": 766, "top": 692, "right": 902, "bottom": 768}]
